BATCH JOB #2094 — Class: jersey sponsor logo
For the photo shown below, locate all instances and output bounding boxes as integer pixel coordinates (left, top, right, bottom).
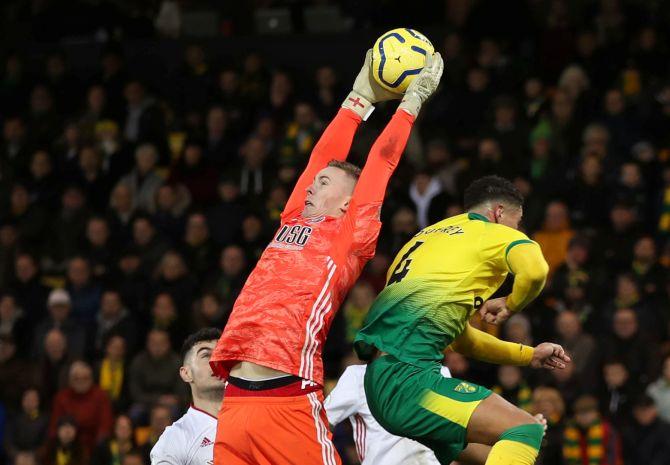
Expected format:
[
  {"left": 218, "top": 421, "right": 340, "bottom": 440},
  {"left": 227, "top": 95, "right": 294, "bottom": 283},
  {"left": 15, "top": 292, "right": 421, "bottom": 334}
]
[
  {"left": 200, "top": 437, "right": 213, "bottom": 447},
  {"left": 454, "top": 382, "right": 477, "bottom": 393},
  {"left": 414, "top": 225, "right": 463, "bottom": 237},
  {"left": 270, "top": 224, "right": 313, "bottom": 250}
]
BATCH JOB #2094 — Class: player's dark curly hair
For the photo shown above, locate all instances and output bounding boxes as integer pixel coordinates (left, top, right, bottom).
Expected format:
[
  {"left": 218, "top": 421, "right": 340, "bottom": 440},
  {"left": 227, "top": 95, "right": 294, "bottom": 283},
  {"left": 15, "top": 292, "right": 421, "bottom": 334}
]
[
  {"left": 463, "top": 175, "right": 524, "bottom": 210},
  {"left": 181, "top": 327, "right": 222, "bottom": 362}
]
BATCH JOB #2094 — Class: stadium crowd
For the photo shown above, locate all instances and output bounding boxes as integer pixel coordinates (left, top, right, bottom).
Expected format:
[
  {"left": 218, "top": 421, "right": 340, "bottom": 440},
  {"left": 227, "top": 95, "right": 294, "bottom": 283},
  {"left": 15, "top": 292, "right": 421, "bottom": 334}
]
[{"left": 1, "top": 1, "right": 670, "bottom": 464}]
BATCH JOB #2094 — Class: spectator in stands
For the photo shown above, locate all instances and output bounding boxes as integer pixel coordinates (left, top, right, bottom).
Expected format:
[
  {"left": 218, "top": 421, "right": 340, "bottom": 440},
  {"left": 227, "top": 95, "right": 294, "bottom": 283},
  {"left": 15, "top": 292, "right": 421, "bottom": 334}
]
[
  {"left": 408, "top": 170, "right": 449, "bottom": 229},
  {"left": 130, "top": 215, "right": 170, "bottom": 277},
  {"left": 630, "top": 236, "right": 664, "bottom": 299},
  {"left": 341, "top": 281, "right": 376, "bottom": 344},
  {"left": 122, "top": 80, "right": 166, "bottom": 153},
  {"left": 504, "top": 313, "right": 533, "bottom": 346},
  {"left": 600, "top": 360, "right": 637, "bottom": 427},
  {"left": 492, "top": 366, "right": 532, "bottom": 411},
  {"left": 33, "top": 289, "right": 86, "bottom": 359},
  {"left": 123, "top": 450, "right": 147, "bottom": 465},
  {"left": 555, "top": 310, "right": 598, "bottom": 385},
  {"left": 563, "top": 395, "right": 623, "bottom": 465},
  {"left": 96, "top": 334, "right": 130, "bottom": 413},
  {"left": 598, "top": 201, "right": 640, "bottom": 274},
  {"left": 151, "top": 251, "right": 197, "bottom": 314},
  {"left": 119, "top": 144, "right": 164, "bottom": 212},
  {"left": 601, "top": 307, "right": 659, "bottom": 388},
  {"left": 40, "top": 329, "right": 72, "bottom": 408},
  {"left": 114, "top": 249, "right": 148, "bottom": 315},
  {"left": 11, "top": 254, "right": 49, "bottom": 323},
  {"left": 139, "top": 404, "right": 172, "bottom": 463},
  {"left": 531, "top": 387, "right": 565, "bottom": 465},
  {"left": 168, "top": 141, "right": 218, "bottom": 206},
  {"left": 90, "top": 414, "right": 136, "bottom": 465},
  {"left": 150, "top": 293, "right": 186, "bottom": 350},
  {"left": 5, "top": 388, "right": 48, "bottom": 459},
  {"left": 0, "top": 116, "right": 29, "bottom": 178},
  {"left": 622, "top": 395, "right": 670, "bottom": 465},
  {"left": 41, "top": 416, "right": 87, "bottom": 465},
  {"left": 181, "top": 212, "right": 217, "bottom": 280},
  {"left": 82, "top": 216, "right": 116, "bottom": 281},
  {"left": 25, "top": 149, "right": 59, "bottom": 209},
  {"left": 0, "top": 335, "right": 34, "bottom": 410},
  {"left": 203, "top": 246, "right": 243, "bottom": 313},
  {"left": 44, "top": 186, "right": 89, "bottom": 269},
  {"left": 108, "top": 183, "right": 135, "bottom": 243},
  {"left": 534, "top": 201, "right": 575, "bottom": 274},
  {"left": 647, "top": 354, "right": 670, "bottom": 423},
  {"left": 128, "top": 329, "right": 184, "bottom": 420},
  {"left": 206, "top": 176, "right": 244, "bottom": 247},
  {"left": 94, "top": 290, "right": 138, "bottom": 355},
  {"left": 151, "top": 184, "right": 189, "bottom": 244},
  {"left": 0, "top": 292, "right": 29, "bottom": 351},
  {"left": 71, "top": 145, "right": 113, "bottom": 212},
  {"left": 49, "top": 360, "right": 114, "bottom": 453},
  {"left": 66, "top": 256, "right": 103, "bottom": 328},
  {"left": 5, "top": 183, "right": 48, "bottom": 247},
  {"left": 280, "top": 101, "right": 321, "bottom": 166},
  {"left": 237, "top": 136, "right": 271, "bottom": 202},
  {"left": 204, "top": 106, "right": 234, "bottom": 166},
  {"left": 191, "top": 292, "right": 227, "bottom": 331},
  {"left": 0, "top": 222, "right": 18, "bottom": 289}
]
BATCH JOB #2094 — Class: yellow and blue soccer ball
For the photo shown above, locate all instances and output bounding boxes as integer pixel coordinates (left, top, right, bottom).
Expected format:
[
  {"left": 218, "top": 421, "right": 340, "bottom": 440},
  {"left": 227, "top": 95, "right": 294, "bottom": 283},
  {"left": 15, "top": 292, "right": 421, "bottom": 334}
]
[{"left": 372, "top": 28, "right": 435, "bottom": 93}]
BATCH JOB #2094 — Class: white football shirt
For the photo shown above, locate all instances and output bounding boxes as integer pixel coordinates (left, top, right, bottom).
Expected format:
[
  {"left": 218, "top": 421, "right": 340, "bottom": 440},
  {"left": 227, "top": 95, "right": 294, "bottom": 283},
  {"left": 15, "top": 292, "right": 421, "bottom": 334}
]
[
  {"left": 151, "top": 406, "right": 217, "bottom": 465},
  {"left": 325, "top": 364, "right": 451, "bottom": 465}
]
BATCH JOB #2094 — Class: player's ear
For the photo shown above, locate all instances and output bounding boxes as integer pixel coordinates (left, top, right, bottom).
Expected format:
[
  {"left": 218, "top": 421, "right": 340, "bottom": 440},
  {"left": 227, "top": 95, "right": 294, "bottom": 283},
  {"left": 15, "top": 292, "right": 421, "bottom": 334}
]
[
  {"left": 340, "top": 195, "right": 352, "bottom": 213},
  {"left": 179, "top": 365, "right": 193, "bottom": 383}
]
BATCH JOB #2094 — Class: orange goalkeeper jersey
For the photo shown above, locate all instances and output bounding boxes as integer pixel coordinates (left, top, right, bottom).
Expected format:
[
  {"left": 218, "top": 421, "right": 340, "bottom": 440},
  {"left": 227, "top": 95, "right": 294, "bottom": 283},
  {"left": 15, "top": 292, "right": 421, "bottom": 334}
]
[{"left": 210, "top": 108, "right": 415, "bottom": 386}]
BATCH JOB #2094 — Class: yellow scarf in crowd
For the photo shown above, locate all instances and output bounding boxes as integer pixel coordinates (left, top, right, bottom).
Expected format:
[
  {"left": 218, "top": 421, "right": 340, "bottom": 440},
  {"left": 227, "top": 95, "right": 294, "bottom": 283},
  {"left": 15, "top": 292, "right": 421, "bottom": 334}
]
[
  {"left": 99, "top": 358, "right": 124, "bottom": 400},
  {"left": 563, "top": 420, "right": 604, "bottom": 465}
]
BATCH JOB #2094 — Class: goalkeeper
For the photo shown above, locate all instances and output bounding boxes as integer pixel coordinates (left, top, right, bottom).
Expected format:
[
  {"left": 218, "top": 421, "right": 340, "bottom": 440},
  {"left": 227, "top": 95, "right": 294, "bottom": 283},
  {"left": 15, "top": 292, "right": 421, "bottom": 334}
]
[{"left": 354, "top": 176, "right": 571, "bottom": 465}]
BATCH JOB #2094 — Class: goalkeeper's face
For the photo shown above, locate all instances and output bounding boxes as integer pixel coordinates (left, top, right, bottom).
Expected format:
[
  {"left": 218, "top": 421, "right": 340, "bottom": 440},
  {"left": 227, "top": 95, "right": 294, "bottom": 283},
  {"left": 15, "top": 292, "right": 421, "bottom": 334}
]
[{"left": 303, "top": 166, "right": 356, "bottom": 219}]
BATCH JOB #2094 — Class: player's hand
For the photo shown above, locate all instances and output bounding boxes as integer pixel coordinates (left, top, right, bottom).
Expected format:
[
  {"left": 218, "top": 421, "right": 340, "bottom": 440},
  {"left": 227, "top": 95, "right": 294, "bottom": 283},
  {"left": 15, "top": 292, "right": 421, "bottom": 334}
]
[
  {"left": 343, "top": 49, "right": 402, "bottom": 119},
  {"left": 398, "top": 51, "right": 444, "bottom": 117},
  {"left": 530, "top": 342, "right": 571, "bottom": 370},
  {"left": 479, "top": 297, "right": 511, "bottom": 325},
  {"left": 533, "top": 413, "right": 548, "bottom": 436}
]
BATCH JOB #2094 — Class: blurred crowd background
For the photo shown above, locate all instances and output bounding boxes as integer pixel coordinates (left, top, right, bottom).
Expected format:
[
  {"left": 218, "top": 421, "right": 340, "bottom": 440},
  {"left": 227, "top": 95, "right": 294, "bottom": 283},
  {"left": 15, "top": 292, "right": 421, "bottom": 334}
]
[{"left": 1, "top": 1, "right": 670, "bottom": 464}]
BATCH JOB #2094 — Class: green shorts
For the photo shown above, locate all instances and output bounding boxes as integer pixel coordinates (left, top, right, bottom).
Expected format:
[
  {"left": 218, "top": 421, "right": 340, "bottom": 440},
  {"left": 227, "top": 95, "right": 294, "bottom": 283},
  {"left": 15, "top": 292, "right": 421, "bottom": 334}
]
[{"left": 364, "top": 355, "right": 492, "bottom": 465}]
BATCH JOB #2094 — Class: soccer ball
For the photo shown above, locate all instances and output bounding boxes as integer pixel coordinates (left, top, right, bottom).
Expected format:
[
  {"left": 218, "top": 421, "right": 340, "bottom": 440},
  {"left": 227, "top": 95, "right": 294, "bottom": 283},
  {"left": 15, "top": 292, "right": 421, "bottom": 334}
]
[{"left": 371, "top": 28, "right": 435, "bottom": 93}]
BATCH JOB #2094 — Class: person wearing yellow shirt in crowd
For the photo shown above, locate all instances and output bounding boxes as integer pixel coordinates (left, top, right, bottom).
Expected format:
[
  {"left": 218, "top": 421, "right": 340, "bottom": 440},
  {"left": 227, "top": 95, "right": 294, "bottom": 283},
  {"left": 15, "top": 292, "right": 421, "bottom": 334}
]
[{"left": 533, "top": 200, "right": 575, "bottom": 275}]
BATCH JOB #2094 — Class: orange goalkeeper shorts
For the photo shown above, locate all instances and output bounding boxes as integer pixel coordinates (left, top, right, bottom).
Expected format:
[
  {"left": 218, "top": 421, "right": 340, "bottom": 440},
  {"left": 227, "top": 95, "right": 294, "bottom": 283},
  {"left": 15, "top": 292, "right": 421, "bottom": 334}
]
[{"left": 214, "top": 382, "right": 341, "bottom": 465}]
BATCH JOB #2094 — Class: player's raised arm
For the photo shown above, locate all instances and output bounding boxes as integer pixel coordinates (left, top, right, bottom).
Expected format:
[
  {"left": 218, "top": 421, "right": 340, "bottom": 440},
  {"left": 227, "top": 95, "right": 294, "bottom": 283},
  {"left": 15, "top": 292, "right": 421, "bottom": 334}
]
[
  {"left": 449, "top": 323, "right": 571, "bottom": 370},
  {"left": 480, "top": 241, "right": 549, "bottom": 325},
  {"left": 505, "top": 242, "right": 549, "bottom": 311},
  {"left": 282, "top": 50, "right": 401, "bottom": 218},
  {"left": 349, "top": 52, "right": 444, "bottom": 209}
]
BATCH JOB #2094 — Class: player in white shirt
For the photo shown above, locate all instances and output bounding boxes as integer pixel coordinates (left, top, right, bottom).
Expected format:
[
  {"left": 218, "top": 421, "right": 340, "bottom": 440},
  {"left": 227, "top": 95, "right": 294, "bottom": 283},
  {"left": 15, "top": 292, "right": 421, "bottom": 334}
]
[
  {"left": 325, "top": 364, "right": 451, "bottom": 465},
  {"left": 326, "top": 359, "right": 549, "bottom": 465},
  {"left": 151, "top": 328, "right": 224, "bottom": 465}
]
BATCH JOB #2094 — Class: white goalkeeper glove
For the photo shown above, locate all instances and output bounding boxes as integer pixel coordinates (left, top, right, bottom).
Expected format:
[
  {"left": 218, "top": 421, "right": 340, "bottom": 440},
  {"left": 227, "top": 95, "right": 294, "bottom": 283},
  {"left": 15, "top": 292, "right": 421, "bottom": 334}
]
[
  {"left": 398, "top": 52, "right": 444, "bottom": 117},
  {"left": 342, "top": 49, "right": 402, "bottom": 120}
]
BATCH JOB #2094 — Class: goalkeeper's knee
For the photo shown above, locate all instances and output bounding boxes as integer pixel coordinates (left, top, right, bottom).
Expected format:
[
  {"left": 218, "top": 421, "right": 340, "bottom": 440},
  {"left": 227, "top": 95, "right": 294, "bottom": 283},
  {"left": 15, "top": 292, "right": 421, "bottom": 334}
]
[{"left": 485, "top": 423, "right": 544, "bottom": 465}]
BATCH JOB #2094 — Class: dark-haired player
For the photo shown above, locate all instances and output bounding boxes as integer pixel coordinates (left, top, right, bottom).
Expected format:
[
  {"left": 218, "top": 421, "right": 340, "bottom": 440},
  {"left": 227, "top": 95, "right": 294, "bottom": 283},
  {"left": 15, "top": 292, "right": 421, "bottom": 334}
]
[
  {"left": 355, "top": 175, "right": 571, "bottom": 465},
  {"left": 151, "top": 328, "right": 223, "bottom": 465},
  {"left": 210, "top": 51, "right": 443, "bottom": 465}
]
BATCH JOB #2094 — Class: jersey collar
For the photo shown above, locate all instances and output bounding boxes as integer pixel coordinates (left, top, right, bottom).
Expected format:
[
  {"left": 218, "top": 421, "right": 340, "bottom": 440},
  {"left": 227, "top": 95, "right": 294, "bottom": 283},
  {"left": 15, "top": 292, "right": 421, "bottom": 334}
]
[{"left": 467, "top": 212, "right": 490, "bottom": 223}]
